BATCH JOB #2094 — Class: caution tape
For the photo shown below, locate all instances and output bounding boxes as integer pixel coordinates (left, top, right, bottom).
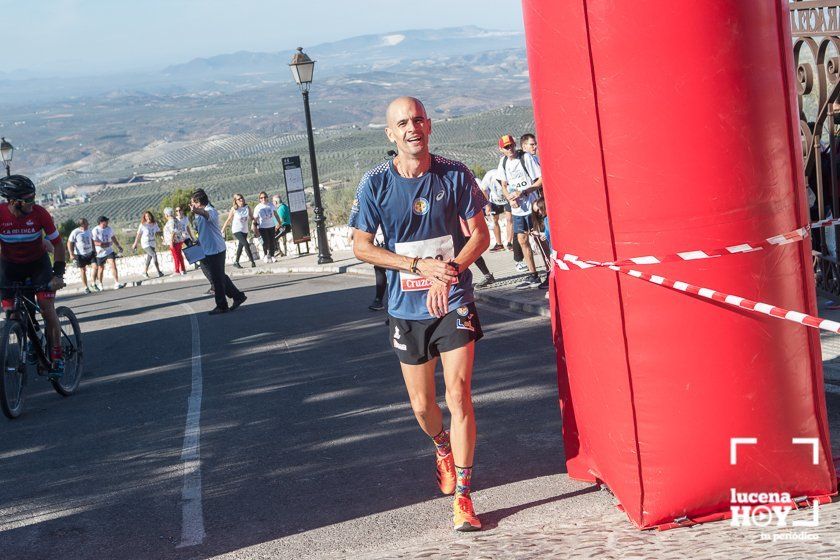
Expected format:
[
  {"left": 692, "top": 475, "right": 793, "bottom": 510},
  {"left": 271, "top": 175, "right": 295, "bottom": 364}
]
[
  {"left": 550, "top": 254, "right": 840, "bottom": 335},
  {"left": 552, "top": 218, "right": 840, "bottom": 271}
]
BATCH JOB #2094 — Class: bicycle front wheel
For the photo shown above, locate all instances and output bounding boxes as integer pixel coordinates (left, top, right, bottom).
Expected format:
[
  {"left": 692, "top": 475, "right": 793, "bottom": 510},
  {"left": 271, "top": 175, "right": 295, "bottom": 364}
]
[
  {"left": 0, "top": 320, "right": 27, "bottom": 419},
  {"left": 51, "top": 306, "right": 83, "bottom": 396}
]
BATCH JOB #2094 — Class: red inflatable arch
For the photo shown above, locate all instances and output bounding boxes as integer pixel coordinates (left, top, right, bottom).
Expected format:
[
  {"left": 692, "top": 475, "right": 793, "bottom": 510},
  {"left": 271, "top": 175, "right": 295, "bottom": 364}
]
[{"left": 522, "top": 0, "right": 837, "bottom": 528}]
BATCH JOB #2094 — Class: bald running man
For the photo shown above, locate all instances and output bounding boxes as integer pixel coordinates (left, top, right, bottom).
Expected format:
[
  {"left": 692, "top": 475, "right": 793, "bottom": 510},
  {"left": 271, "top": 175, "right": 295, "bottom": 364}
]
[{"left": 351, "top": 97, "right": 490, "bottom": 531}]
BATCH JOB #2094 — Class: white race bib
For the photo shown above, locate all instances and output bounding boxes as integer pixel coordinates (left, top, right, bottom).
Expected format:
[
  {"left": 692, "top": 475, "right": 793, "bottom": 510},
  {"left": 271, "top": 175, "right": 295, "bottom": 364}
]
[{"left": 394, "top": 234, "right": 455, "bottom": 292}]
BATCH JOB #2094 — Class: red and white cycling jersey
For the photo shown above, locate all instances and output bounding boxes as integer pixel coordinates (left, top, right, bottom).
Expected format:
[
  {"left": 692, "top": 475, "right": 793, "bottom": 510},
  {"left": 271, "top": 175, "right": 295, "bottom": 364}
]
[{"left": 0, "top": 203, "right": 60, "bottom": 263}]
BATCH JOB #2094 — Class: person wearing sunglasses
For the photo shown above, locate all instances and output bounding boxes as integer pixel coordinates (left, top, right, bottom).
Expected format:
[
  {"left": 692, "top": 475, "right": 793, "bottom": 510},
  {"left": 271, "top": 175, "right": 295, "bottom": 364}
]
[
  {"left": 0, "top": 175, "right": 67, "bottom": 379},
  {"left": 222, "top": 193, "right": 256, "bottom": 268}
]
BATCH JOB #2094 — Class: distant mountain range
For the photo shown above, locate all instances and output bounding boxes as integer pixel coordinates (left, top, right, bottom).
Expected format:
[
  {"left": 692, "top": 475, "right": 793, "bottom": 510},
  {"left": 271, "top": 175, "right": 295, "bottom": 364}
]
[
  {"left": 0, "top": 26, "right": 524, "bottom": 104},
  {"left": 0, "top": 26, "right": 530, "bottom": 177}
]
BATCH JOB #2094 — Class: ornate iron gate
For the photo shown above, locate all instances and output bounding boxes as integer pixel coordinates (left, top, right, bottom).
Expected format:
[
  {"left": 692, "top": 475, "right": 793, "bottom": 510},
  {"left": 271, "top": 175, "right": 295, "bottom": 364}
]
[{"left": 791, "top": 0, "right": 840, "bottom": 294}]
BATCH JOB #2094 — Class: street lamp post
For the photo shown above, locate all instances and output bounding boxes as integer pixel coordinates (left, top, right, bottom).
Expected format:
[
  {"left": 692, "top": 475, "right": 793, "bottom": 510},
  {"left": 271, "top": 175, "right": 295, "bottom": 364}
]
[
  {"left": 0, "top": 138, "right": 13, "bottom": 177},
  {"left": 289, "top": 47, "right": 332, "bottom": 264}
]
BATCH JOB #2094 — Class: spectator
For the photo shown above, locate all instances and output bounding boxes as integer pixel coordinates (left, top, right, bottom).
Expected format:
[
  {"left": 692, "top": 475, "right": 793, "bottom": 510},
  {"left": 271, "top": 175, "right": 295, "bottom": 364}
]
[
  {"left": 520, "top": 133, "right": 540, "bottom": 164},
  {"left": 67, "top": 218, "right": 97, "bottom": 294},
  {"left": 273, "top": 195, "right": 292, "bottom": 257},
  {"left": 531, "top": 197, "right": 551, "bottom": 290},
  {"left": 222, "top": 193, "right": 257, "bottom": 268},
  {"left": 497, "top": 134, "right": 543, "bottom": 289},
  {"left": 348, "top": 227, "right": 388, "bottom": 310},
  {"left": 163, "top": 207, "right": 187, "bottom": 276},
  {"left": 253, "top": 191, "right": 282, "bottom": 262},
  {"left": 91, "top": 216, "right": 126, "bottom": 290},
  {"left": 132, "top": 211, "right": 164, "bottom": 278},
  {"left": 190, "top": 188, "right": 247, "bottom": 315},
  {"left": 477, "top": 169, "right": 512, "bottom": 253}
]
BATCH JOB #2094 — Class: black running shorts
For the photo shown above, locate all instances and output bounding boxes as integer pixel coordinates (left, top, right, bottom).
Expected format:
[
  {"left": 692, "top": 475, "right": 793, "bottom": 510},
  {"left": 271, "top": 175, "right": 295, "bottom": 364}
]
[
  {"left": 388, "top": 302, "right": 483, "bottom": 365},
  {"left": 74, "top": 253, "right": 95, "bottom": 268},
  {"left": 489, "top": 202, "right": 511, "bottom": 215}
]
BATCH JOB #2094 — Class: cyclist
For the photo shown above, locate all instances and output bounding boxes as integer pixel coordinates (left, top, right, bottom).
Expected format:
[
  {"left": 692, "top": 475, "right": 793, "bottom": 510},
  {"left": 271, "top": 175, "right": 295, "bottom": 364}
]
[{"left": 0, "top": 175, "right": 66, "bottom": 379}]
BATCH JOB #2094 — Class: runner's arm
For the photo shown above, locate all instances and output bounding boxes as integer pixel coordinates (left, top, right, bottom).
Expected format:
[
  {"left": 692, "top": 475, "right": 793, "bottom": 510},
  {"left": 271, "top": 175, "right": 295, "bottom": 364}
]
[
  {"left": 221, "top": 209, "right": 234, "bottom": 231},
  {"left": 353, "top": 230, "right": 458, "bottom": 283}
]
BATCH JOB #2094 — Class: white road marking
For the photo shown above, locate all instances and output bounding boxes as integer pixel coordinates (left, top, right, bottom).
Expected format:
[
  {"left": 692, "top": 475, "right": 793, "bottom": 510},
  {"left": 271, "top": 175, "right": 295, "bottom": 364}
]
[
  {"left": 175, "top": 303, "right": 206, "bottom": 548},
  {"left": 143, "top": 296, "right": 206, "bottom": 548}
]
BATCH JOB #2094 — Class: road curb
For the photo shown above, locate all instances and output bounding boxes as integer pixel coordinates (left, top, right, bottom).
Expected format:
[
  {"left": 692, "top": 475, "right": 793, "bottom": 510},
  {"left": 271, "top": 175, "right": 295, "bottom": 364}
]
[
  {"left": 61, "top": 260, "right": 550, "bottom": 318},
  {"left": 474, "top": 290, "right": 551, "bottom": 318}
]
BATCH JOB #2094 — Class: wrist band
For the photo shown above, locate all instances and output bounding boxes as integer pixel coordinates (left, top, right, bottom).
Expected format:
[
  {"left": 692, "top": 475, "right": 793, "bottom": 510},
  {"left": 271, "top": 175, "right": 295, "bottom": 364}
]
[{"left": 410, "top": 256, "right": 420, "bottom": 274}]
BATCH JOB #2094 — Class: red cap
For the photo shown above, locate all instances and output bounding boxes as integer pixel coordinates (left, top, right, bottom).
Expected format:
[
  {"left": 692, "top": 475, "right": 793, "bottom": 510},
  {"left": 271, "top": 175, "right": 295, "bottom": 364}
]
[{"left": 498, "top": 134, "right": 515, "bottom": 149}]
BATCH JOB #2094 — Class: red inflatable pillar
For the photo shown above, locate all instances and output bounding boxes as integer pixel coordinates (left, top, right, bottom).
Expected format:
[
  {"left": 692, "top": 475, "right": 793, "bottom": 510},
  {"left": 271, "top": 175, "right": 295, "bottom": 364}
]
[{"left": 524, "top": 0, "right": 836, "bottom": 528}]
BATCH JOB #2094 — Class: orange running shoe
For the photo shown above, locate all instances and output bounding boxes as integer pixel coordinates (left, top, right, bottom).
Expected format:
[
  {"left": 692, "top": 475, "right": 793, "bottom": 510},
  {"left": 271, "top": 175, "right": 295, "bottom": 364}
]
[
  {"left": 453, "top": 494, "right": 481, "bottom": 531},
  {"left": 436, "top": 452, "right": 456, "bottom": 495}
]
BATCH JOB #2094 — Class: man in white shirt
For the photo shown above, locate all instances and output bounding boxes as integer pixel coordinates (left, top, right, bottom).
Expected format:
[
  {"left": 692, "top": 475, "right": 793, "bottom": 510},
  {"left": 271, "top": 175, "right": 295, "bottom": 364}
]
[
  {"left": 67, "top": 218, "right": 98, "bottom": 294},
  {"left": 497, "top": 134, "right": 543, "bottom": 289},
  {"left": 91, "top": 216, "right": 125, "bottom": 290},
  {"left": 190, "top": 189, "right": 247, "bottom": 315}
]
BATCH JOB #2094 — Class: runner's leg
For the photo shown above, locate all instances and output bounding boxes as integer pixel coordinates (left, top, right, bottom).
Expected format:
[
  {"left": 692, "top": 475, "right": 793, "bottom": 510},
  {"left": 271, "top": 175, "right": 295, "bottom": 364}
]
[
  {"left": 400, "top": 358, "right": 443, "bottom": 437},
  {"left": 374, "top": 266, "right": 387, "bottom": 301},
  {"left": 79, "top": 265, "right": 88, "bottom": 289},
  {"left": 234, "top": 232, "right": 245, "bottom": 263},
  {"left": 439, "top": 342, "right": 476, "bottom": 468},
  {"left": 518, "top": 232, "right": 536, "bottom": 273},
  {"left": 110, "top": 258, "right": 120, "bottom": 284},
  {"left": 505, "top": 211, "right": 514, "bottom": 247}
]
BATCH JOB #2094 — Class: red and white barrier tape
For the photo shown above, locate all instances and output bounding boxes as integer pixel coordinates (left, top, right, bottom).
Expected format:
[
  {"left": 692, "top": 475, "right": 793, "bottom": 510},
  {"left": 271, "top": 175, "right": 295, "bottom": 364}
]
[
  {"left": 551, "top": 254, "right": 840, "bottom": 335},
  {"left": 553, "top": 220, "right": 832, "bottom": 270}
]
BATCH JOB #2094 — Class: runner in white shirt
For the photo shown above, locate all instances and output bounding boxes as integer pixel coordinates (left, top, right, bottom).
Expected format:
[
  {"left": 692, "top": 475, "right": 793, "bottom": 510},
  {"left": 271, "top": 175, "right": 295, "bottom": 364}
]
[
  {"left": 478, "top": 169, "right": 512, "bottom": 252},
  {"left": 91, "top": 216, "right": 126, "bottom": 290},
  {"left": 67, "top": 218, "right": 97, "bottom": 294},
  {"left": 497, "top": 134, "right": 544, "bottom": 289},
  {"left": 222, "top": 193, "right": 257, "bottom": 268},
  {"left": 132, "top": 211, "right": 164, "bottom": 278},
  {"left": 252, "top": 191, "right": 283, "bottom": 263}
]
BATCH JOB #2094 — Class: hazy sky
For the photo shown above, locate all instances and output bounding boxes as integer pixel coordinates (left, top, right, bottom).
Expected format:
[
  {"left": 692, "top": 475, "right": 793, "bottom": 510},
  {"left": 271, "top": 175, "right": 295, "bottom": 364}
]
[{"left": 3, "top": 0, "right": 525, "bottom": 75}]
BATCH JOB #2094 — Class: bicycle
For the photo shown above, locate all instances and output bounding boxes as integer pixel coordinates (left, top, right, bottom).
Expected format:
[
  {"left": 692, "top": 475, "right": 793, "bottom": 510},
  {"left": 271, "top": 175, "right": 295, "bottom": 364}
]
[{"left": 0, "top": 282, "right": 83, "bottom": 419}]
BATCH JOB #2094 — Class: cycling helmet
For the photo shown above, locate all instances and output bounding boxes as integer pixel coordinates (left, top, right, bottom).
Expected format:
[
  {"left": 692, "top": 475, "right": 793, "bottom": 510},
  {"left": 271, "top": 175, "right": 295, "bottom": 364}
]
[{"left": 0, "top": 175, "right": 36, "bottom": 201}]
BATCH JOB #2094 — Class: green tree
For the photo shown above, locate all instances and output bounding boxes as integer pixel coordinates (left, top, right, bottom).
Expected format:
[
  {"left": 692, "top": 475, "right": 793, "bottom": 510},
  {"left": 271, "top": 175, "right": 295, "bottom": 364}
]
[
  {"left": 470, "top": 164, "right": 487, "bottom": 180},
  {"left": 158, "top": 187, "right": 194, "bottom": 220},
  {"left": 58, "top": 218, "right": 77, "bottom": 240}
]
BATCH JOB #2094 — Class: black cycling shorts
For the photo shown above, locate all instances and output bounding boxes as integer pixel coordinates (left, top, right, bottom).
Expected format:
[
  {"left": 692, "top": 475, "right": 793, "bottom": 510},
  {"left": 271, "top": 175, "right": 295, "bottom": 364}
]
[
  {"left": 0, "top": 254, "right": 54, "bottom": 300},
  {"left": 388, "top": 302, "right": 483, "bottom": 365}
]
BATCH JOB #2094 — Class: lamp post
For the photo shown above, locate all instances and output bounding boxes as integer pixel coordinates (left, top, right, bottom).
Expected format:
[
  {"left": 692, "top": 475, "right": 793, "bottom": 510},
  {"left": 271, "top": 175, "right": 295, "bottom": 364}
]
[
  {"left": 0, "top": 138, "right": 13, "bottom": 177},
  {"left": 289, "top": 47, "right": 332, "bottom": 264}
]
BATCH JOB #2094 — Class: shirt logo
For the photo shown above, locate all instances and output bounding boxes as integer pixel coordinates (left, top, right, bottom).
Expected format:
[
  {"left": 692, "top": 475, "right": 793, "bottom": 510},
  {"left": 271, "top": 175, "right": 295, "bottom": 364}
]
[
  {"left": 412, "top": 198, "right": 429, "bottom": 216},
  {"left": 435, "top": 190, "right": 445, "bottom": 201}
]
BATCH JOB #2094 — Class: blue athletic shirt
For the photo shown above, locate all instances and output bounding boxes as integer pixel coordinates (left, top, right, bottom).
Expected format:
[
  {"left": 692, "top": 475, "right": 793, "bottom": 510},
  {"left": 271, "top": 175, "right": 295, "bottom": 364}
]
[{"left": 350, "top": 154, "right": 488, "bottom": 320}]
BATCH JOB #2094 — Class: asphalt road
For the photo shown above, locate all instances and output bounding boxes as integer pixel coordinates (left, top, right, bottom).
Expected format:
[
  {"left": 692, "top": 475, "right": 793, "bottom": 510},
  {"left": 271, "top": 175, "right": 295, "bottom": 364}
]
[{"left": 0, "top": 272, "right": 571, "bottom": 559}]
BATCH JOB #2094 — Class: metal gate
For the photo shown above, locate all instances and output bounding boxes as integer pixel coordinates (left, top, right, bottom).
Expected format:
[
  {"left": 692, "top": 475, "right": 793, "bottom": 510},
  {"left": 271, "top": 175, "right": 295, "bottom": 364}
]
[{"left": 791, "top": 0, "right": 840, "bottom": 294}]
